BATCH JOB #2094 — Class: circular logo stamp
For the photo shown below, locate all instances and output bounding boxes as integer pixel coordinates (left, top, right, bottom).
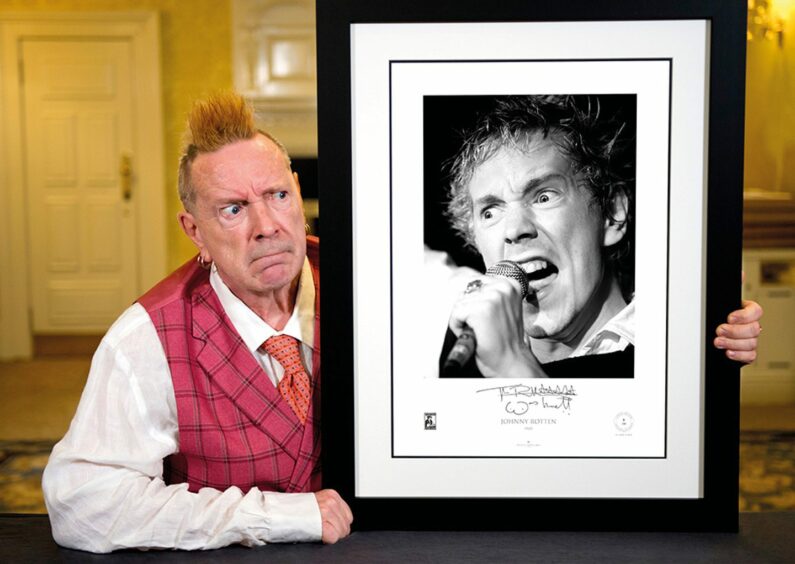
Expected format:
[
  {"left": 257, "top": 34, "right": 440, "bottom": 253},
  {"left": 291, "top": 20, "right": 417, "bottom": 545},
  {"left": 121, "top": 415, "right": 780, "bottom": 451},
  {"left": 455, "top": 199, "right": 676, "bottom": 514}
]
[{"left": 614, "top": 412, "right": 634, "bottom": 432}]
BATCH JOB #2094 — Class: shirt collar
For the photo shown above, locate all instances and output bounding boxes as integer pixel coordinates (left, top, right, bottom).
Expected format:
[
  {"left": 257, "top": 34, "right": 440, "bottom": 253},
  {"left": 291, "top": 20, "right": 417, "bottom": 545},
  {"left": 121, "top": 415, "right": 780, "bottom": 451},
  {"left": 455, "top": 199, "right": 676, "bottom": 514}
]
[
  {"left": 570, "top": 300, "right": 635, "bottom": 358},
  {"left": 209, "top": 258, "right": 315, "bottom": 354}
]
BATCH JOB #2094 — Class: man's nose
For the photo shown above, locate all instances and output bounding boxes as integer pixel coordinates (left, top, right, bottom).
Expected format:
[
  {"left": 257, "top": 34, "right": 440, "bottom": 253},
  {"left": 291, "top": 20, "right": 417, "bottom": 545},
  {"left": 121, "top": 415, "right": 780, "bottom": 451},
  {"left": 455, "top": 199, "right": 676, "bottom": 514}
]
[
  {"left": 503, "top": 204, "right": 538, "bottom": 245},
  {"left": 250, "top": 202, "right": 278, "bottom": 239}
]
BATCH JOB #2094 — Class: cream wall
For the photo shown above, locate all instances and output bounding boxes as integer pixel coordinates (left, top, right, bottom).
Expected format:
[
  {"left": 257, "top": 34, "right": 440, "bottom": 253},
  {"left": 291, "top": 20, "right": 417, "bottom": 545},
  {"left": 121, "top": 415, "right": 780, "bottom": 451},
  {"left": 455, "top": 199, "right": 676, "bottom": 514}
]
[
  {"left": 745, "top": 3, "right": 795, "bottom": 195},
  {"left": 0, "top": 0, "right": 233, "bottom": 270}
]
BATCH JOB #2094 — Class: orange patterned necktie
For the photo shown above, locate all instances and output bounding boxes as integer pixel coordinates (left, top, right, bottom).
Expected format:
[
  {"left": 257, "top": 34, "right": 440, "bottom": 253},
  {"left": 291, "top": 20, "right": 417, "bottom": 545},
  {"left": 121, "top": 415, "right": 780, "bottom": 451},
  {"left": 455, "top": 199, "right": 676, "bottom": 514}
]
[{"left": 263, "top": 334, "right": 311, "bottom": 425}]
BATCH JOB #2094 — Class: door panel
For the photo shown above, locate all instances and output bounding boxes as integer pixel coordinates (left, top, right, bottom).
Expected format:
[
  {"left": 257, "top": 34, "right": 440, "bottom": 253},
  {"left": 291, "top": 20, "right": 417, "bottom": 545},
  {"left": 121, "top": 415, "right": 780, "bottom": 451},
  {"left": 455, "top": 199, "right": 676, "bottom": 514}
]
[{"left": 22, "top": 39, "right": 138, "bottom": 333}]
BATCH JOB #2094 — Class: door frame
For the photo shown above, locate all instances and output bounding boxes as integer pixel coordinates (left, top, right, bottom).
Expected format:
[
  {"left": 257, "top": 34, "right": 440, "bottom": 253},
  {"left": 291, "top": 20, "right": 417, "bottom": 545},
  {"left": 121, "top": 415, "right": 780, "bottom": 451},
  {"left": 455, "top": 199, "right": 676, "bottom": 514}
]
[{"left": 0, "top": 12, "right": 166, "bottom": 359}]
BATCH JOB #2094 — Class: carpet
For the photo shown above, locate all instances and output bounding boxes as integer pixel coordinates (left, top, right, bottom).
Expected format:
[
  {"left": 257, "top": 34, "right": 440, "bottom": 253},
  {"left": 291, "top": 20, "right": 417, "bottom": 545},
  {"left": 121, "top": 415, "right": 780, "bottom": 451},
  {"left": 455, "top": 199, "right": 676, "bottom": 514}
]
[{"left": 2, "top": 432, "right": 794, "bottom": 514}]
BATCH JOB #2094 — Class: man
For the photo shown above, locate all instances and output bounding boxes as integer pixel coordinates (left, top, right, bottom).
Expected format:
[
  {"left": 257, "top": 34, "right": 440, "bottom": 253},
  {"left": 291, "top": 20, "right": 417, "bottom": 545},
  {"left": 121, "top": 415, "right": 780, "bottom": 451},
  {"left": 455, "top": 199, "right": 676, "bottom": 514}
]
[
  {"left": 42, "top": 92, "right": 351, "bottom": 552},
  {"left": 439, "top": 95, "right": 760, "bottom": 378}
]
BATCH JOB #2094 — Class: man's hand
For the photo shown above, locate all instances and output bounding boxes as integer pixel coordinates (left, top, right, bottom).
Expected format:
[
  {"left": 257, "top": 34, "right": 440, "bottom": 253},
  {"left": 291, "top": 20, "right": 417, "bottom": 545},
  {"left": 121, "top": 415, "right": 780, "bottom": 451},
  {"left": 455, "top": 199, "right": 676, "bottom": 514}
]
[
  {"left": 714, "top": 300, "right": 763, "bottom": 363},
  {"left": 448, "top": 276, "right": 546, "bottom": 378},
  {"left": 314, "top": 489, "right": 353, "bottom": 544}
]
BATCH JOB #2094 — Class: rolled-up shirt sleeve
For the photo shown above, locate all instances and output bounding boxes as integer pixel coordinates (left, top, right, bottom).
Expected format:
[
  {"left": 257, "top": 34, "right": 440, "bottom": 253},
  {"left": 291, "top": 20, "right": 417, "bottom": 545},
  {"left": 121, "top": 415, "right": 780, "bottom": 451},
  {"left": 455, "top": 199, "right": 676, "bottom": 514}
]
[{"left": 42, "top": 304, "right": 322, "bottom": 553}]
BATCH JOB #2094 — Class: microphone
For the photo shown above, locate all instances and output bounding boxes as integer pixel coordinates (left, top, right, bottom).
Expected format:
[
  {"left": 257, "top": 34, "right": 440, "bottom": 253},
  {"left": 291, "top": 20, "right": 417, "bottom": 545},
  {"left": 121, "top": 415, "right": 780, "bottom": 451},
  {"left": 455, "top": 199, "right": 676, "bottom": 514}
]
[{"left": 442, "top": 260, "right": 530, "bottom": 376}]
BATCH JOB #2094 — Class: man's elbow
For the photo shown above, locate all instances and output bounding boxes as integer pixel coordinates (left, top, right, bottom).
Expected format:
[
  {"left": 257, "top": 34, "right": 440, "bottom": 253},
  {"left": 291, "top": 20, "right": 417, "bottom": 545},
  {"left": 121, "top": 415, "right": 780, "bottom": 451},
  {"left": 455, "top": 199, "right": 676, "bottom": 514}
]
[{"left": 42, "top": 464, "right": 115, "bottom": 553}]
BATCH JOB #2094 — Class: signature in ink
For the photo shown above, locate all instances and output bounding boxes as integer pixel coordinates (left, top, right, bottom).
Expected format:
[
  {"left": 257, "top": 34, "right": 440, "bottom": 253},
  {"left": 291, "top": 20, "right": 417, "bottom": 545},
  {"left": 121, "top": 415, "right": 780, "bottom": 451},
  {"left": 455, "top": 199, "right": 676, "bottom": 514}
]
[{"left": 477, "top": 384, "right": 576, "bottom": 414}]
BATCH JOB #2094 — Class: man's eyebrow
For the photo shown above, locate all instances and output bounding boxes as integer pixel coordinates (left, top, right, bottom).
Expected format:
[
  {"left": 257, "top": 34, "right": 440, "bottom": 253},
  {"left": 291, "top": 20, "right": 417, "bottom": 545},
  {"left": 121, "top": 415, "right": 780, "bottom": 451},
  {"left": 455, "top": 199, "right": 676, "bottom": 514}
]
[
  {"left": 520, "top": 173, "right": 567, "bottom": 194},
  {"left": 210, "top": 194, "right": 245, "bottom": 204},
  {"left": 473, "top": 173, "right": 568, "bottom": 208},
  {"left": 206, "top": 193, "right": 248, "bottom": 207},
  {"left": 473, "top": 194, "right": 503, "bottom": 208}
]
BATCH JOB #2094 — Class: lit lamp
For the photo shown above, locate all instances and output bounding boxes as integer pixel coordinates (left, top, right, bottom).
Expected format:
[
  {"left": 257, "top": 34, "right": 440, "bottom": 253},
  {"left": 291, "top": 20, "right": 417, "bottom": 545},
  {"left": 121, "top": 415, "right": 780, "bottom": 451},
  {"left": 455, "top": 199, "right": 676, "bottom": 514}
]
[{"left": 747, "top": 0, "right": 788, "bottom": 47}]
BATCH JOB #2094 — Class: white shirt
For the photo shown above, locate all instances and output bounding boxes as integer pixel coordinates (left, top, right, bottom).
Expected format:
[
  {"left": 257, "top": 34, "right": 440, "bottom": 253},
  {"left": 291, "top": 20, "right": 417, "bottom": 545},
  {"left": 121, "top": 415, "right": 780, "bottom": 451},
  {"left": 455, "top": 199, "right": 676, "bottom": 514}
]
[
  {"left": 42, "top": 259, "right": 321, "bottom": 553},
  {"left": 210, "top": 262, "right": 315, "bottom": 385},
  {"left": 569, "top": 301, "right": 635, "bottom": 358}
]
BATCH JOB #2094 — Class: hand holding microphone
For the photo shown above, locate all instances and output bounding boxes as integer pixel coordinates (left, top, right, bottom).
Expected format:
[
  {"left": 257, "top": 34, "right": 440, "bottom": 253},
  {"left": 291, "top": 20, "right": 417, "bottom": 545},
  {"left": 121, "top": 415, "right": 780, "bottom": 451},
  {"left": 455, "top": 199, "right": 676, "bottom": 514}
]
[{"left": 444, "top": 260, "right": 543, "bottom": 377}]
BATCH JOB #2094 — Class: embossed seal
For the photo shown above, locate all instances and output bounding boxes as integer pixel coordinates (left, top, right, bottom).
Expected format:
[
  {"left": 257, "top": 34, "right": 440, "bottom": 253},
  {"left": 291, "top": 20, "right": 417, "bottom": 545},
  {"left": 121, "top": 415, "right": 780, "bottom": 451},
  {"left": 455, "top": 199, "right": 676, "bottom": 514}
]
[{"left": 614, "top": 412, "right": 634, "bottom": 432}]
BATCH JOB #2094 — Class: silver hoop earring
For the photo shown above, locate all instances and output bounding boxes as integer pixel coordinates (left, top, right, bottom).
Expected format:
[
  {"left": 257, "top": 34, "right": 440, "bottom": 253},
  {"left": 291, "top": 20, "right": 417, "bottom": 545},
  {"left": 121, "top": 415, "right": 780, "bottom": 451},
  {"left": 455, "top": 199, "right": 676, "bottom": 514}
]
[{"left": 197, "top": 255, "right": 211, "bottom": 270}]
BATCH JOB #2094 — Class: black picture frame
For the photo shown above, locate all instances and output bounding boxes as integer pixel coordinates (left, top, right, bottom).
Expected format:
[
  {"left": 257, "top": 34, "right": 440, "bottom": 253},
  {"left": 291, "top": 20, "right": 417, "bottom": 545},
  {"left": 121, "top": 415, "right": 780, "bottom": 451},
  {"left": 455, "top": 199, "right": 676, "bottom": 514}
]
[{"left": 318, "top": 0, "right": 745, "bottom": 532}]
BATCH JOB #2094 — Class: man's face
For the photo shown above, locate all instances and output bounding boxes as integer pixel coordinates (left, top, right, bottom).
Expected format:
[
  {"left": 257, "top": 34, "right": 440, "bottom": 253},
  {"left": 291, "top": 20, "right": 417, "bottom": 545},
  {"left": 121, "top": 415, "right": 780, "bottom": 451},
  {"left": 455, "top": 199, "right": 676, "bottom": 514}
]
[
  {"left": 468, "top": 136, "right": 613, "bottom": 342},
  {"left": 180, "top": 135, "right": 306, "bottom": 305}
]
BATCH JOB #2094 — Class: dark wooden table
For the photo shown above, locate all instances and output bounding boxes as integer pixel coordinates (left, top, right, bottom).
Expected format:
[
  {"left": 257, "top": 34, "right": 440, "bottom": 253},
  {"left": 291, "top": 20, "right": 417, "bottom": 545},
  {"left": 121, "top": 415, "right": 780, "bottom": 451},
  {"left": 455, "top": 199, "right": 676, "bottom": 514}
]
[{"left": 1, "top": 512, "right": 792, "bottom": 563}]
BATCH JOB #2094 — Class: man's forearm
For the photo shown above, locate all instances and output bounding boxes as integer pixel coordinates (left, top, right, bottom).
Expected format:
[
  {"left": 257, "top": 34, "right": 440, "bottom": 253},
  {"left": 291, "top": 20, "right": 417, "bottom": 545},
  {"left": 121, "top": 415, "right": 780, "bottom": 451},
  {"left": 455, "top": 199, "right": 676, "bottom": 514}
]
[{"left": 43, "top": 453, "right": 321, "bottom": 552}]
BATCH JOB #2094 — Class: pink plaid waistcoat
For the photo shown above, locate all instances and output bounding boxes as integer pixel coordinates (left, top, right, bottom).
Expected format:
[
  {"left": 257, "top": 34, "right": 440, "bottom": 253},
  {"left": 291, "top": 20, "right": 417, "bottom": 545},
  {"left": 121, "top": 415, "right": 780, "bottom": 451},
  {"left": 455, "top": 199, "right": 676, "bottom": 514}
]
[{"left": 138, "top": 237, "right": 321, "bottom": 494}]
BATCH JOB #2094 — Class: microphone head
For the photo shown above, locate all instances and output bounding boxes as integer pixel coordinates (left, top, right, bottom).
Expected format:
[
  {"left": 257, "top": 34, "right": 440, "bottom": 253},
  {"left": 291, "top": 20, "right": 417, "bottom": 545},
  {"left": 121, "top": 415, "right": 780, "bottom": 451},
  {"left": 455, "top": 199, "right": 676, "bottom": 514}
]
[{"left": 485, "top": 260, "right": 529, "bottom": 299}]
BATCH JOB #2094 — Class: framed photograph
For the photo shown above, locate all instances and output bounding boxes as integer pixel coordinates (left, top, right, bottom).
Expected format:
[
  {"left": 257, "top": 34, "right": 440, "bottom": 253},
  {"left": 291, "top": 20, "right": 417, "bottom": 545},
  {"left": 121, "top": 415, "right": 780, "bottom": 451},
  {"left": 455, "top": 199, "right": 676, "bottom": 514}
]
[{"left": 318, "top": 0, "right": 745, "bottom": 531}]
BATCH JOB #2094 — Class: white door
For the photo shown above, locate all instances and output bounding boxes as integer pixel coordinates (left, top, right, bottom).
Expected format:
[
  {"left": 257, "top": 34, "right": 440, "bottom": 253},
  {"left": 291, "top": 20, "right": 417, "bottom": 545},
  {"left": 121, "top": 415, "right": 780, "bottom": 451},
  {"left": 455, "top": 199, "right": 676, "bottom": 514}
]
[{"left": 22, "top": 39, "right": 139, "bottom": 333}]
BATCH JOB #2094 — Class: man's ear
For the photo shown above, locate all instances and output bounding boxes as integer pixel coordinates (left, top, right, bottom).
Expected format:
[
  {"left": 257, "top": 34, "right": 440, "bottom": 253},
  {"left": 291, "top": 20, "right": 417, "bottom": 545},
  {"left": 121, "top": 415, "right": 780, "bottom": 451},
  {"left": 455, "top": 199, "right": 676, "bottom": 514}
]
[
  {"left": 293, "top": 171, "right": 303, "bottom": 197},
  {"left": 603, "top": 191, "right": 629, "bottom": 247},
  {"left": 178, "top": 209, "right": 209, "bottom": 260},
  {"left": 293, "top": 171, "right": 306, "bottom": 216}
]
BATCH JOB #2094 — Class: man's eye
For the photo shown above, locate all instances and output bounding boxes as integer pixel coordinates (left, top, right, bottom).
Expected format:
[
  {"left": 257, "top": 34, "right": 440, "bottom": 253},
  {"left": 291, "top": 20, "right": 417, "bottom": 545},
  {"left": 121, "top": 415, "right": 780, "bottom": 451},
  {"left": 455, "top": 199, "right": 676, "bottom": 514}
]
[
  {"left": 479, "top": 206, "right": 501, "bottom": 224},
  {"left": 220, "top": 204, "right": 243, "bottom": 217},
  {"left": 534, "top": 190, "right": 560, "bottom": 206},
  {"left": 274, "top": 191, "right": 288, "bottom": 200}
]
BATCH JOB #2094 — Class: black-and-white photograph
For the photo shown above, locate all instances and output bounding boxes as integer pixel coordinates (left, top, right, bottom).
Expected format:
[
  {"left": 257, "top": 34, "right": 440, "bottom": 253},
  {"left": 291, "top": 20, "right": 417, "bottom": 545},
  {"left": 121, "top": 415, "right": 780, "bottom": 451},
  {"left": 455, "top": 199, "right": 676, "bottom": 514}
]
[
  {"left": 423, "top": 94, "right": 637, "bottom": 379},
  {"left": 385, "top": 58, "right": 670, "bottom": 462}
]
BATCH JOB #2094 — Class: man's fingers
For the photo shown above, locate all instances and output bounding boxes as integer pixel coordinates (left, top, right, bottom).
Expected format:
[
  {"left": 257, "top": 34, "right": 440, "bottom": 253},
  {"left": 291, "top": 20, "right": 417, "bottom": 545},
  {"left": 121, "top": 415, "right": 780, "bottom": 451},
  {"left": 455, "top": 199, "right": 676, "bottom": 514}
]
[
  {"left": 320, "top": 513, "right": 349, "bottom": 543},
  {"left": 726, "top": 349, "right": 757, "bottom": 364},
  {"left": 714, "top": 299, "right": 762, "bottom": 365},
  {"left": 341, "top": 496, "right": 353, "bottom": 524},
  {"left": 321, "top": 520, "right": 340, "bottom": 544},
  {"left": 320, "top": 515, "right": 344, "bottom": 544},
  {"left": 449, "top": 278, "right": 505, "bottom": 335},
  {"left": 321, "top": 518, "right": 344, "bottom": 544},
  {"left": 714, "top": 336, "right": 758, "bottom": 352},
  {"left": 323, "top": 510, "right": 351, "bottom": 543},
  {"left": 716, "top": 321, "right": 761, "bottom": 340},
  {"left": 727, "top": 300, "right": 763, "bottom": 324},
  {"left": 713, "top": 335, "right": 759, "bottom": 364},
  {"left": 315, "top": 489, "right": 353, "bottom": 544}
]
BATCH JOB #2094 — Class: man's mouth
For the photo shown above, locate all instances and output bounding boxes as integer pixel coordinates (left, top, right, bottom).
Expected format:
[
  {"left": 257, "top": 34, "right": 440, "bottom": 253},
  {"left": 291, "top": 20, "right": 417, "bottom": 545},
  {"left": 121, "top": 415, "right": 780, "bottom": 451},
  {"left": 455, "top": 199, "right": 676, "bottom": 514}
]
[
  {"left": 251, "top": 246, "right": 292, "bottom": 263},
  {"left": 521, "top": 259, "right": 559, "bottom": 292}
]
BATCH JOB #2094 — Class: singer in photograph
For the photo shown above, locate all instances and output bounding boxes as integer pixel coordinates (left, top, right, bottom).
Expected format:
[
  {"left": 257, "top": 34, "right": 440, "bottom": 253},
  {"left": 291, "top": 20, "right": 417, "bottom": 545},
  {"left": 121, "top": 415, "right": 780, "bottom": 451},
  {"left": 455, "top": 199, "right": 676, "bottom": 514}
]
[{"left": 425, "top": 94, "right": 636, "bottom": 378}]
